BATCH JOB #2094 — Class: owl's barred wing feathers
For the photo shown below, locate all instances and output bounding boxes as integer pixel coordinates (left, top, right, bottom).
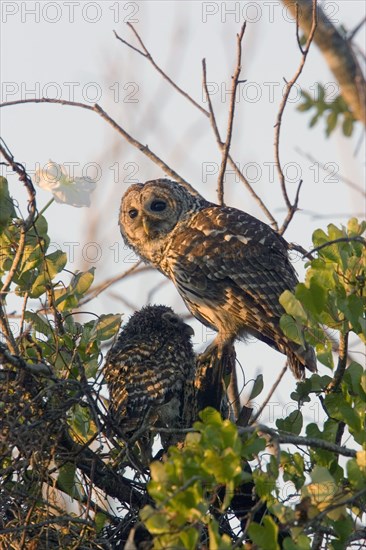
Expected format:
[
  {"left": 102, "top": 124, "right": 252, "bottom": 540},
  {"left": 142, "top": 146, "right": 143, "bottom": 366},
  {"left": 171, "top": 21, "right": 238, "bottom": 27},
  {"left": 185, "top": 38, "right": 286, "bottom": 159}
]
[
  {"left": 119, "top": 181, "right": 317, "bottom": 380},
  {"left": 164, "top": 207, "right": 316, "bottom": 379}
]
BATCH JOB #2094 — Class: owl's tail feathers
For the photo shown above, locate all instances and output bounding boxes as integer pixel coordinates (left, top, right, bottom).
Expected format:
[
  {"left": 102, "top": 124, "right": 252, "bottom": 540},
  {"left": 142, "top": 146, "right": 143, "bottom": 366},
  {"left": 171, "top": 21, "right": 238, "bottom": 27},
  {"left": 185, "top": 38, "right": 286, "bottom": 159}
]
[{"left": 286, "top": 342, "right": 317, "bottom": 380}]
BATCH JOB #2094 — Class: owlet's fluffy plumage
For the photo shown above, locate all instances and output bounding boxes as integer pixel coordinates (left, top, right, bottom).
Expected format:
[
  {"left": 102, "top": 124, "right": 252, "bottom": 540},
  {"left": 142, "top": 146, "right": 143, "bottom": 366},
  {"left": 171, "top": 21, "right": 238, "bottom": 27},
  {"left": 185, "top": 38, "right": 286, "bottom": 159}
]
[
  {"left": 119, "top": 179, "right": 317, "bottom": 379},
  {"left": 104, "top": 305, "right": 195, "bottom": 434}
]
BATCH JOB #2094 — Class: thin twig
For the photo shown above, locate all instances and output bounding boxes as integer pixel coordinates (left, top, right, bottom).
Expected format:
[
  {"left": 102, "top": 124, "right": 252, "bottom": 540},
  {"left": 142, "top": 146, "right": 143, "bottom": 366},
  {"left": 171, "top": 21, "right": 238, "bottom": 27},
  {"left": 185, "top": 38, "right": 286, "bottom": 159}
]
[
  {"left": 280, "top": 179, "right": 303, "bottom": 235},
  {"left": 0, "top": 139, "right": 37, "bottom": 230},
  {"left": 0, "top": 300, "right": 18, "bottom": 354},
  {"left": 288, "top": 241, "right": 312, "bottom": 259},
  {"left": 78, "top": 261, "right": 145, "bottom": 306},
  {"left": 0, "top": 141, "right": 37, "bottom": 296},
  {"left": 0, "top": 341, "right": 54, "bottom": 377},
  {"left": 202, "top": 59, "right": 222, "bottom": 145},
  {"left": 249, "top": 364, "right": 288, "bottom": 425},
  {"left": 275, "top": 0, "right": 317, "bottom": 234},
  {"left": 0, "top": 228, "right": 25, "bottom": 295},
  {"left": 305, "top": 487, "right": 366, "bottom": 530},
  {"left": 232, "top": 498, "right": 267, "bottom": 548},
  {"left": 0, "top": 98, "right": 197, "bottom": 195},
  {"left": 115, "top": 26, "right": 208, "bottom": 116},
  {"left": 239, "top": 424, "right": 357, "bottom": 457},
  {"left": 115, "top": 23, "right": 278, "bottom": 228},
  {"left": 0, "top": 516, "right": 94, "bottom": 535},
  {"left": 295, "top": 3, "right": 304, "bottom": 53},
  {"left": 303, "top": 236, "right": 366, "bottom": 258},
  {"left": 347, "top": 15, "right": 366, "bottom": 41},
  {"left": 216, "top": 23, "right": 247, "bottom": 205},
  {"left": 295, "top": 148, "right": 366, "bottom": 198}
]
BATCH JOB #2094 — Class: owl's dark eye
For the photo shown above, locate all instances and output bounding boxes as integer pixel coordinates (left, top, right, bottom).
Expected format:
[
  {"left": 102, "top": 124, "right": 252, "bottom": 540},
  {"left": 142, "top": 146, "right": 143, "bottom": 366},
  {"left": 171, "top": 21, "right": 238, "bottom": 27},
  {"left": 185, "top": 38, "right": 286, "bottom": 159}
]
[
  {"left": 128, "top": 208, "right": 138, "bottom": 219},
  {"left": 150, "top": 200, "right": 166, "bottom": 212}
]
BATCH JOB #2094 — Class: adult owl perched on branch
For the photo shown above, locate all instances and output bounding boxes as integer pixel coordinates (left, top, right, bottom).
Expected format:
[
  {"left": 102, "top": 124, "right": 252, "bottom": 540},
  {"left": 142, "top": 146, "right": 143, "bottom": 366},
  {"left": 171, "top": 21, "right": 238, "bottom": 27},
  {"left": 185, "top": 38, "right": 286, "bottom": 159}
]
[
  {"left": 119, "top": 179, "right": 317, "bottom": 380},
  {"left": 104, "top": 305, "right": 195, "bottom": 436}
]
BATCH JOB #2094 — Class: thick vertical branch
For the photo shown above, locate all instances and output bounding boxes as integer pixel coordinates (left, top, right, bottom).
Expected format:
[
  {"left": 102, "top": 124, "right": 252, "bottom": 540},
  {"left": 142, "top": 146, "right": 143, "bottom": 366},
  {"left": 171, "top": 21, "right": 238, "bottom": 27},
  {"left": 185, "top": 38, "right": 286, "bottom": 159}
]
[{"left": 282, "top": 0, "right": 366, "bottom": 125}]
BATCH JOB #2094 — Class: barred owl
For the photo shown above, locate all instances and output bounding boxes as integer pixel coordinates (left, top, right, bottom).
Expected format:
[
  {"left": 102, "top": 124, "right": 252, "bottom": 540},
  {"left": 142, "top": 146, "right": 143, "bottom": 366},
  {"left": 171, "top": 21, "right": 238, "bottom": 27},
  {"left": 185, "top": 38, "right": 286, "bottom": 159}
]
[
  {"left": 104, "top": 305, "right": 195, "bottom": 436},
  {"left": 119, "top": 179, "right": 317, "bottom": 380}
]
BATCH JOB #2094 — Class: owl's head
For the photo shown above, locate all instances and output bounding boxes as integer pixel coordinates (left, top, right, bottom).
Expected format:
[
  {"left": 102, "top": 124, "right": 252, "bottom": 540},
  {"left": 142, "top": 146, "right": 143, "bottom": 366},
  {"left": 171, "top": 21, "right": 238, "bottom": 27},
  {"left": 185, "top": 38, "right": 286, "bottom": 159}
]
[
  {"left": 122, "top": 305, "right": 195, "bottom": 339},
  {"left": 119, "top": 179, "right": 208, "bottom": 262}
]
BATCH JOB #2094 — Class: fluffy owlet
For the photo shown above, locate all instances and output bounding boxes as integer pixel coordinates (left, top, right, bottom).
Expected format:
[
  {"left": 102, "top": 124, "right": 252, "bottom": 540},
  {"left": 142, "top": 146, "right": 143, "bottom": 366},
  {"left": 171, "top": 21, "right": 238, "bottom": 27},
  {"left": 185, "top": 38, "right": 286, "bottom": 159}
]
[
  {"left": 103, "top": 305, "right": 195, "bottom": 435},
  {"left": 119, "top": 179, "right": 317, "bottom": 380}
]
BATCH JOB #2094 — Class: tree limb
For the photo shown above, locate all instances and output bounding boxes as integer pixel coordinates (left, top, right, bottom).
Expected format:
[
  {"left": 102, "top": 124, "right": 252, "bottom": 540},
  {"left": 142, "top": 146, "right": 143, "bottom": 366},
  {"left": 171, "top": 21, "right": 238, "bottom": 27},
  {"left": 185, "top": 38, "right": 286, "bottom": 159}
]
[{"left": 281, "top": 0, "right": 366, "bottom": 124}]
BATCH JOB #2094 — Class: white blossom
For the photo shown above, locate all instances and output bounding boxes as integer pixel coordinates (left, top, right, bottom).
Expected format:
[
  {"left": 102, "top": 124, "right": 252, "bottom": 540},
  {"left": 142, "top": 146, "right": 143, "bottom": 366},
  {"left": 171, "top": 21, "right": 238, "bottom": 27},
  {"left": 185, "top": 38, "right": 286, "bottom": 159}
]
[{"left": 35, "top": 161, "right": 96, "bottom": 207}]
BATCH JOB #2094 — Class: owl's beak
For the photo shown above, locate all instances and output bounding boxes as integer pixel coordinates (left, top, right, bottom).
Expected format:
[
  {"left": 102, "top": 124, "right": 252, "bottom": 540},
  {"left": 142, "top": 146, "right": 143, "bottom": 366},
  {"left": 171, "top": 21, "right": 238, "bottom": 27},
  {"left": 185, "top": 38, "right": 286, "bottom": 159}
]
[
  {"left": 142, "top": 216, "right": 153, "bottom": 237},
  {"left": 184, "top": 324, "right": 195, "bottom": 336}
]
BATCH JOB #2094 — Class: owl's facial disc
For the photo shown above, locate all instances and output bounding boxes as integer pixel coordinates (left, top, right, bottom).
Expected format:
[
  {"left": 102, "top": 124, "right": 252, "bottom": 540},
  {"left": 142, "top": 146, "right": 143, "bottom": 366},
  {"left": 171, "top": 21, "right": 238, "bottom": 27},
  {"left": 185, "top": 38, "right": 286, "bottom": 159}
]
[{"left": 137, "top": 187, "right": 181, "bottom": 238}]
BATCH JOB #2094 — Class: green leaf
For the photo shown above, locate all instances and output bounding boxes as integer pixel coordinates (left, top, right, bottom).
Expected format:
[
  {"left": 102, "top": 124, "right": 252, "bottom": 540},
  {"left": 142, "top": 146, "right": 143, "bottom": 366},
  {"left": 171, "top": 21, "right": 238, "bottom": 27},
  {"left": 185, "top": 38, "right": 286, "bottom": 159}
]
[
  {"left": 249, "top": 374, "right": 264, "bottom": 400},
  {"left": 280, "top": 451, "right": 306, "bottom": 490},
  {"left": 309, "top": 113, "right": 320, "bottom": 127},
  {"left": 296, "top": 281, "right": 326, "bottom": 315},
  {"left": 343, "top": 362, "right": 365, "bottom": 396},
  {"left": 179, "top": 528, "right": 200, "bottom": 549},
  {"left": 242, "top": 432, "right": 266, "bottom": 457},
  {"left": 58, "top": 463, "right": 79, "bottom": 498},
  {"left": 280, "top": 314, "right": 304, "bottom": 346},
  {"left": 95, "top": 512, "right": 108, "bottom": 534},
  {"left": 71, "top": 268, "right": 95, "bottom": 296},
  {"left": 140, "top": 505, "right": 170, "bottom": 534},
  {"left": 54, "top": 268, "right": 95, "bottom": 310},
  {"left": 315, "top": 340, "right": 334, "bottom": 369},
  {"left": 24, "top": 311, "right": 52, "bottom": 336},
  {"left": 347, "top": 217, "right": 366, "bottom": 238},
  {"left": 276, "top": 410, "right": 303, "bottom": 435},
  {"left": 19, "top": 243, "right": 43, "bottom": 274},
  {"left": 342, "top": 115, "right": 354, "bottom": 136},
  {"left": 208, "top": 520, "right": 232, "bottom": 549},
  {"left": 283, "top": 534, "right": 311, "bottom": 550},
  {"left": 279, "top": 291, "right": 307, "bottom": 324},
  {"left": 347, "top": 458, "right": 366, "bottom": 490},
  {"left": 248, "top": 516, "right": 280, "bottom": 550},
  {"left": 326, "top": 110, "right": 338, "bottom": 136},
  {"left": 325, "top": 393, "right": 361, "bottom": 433},
  {"left": 291, "top": 379, "right": 312, "bottom": 403},
  {"left": 317, "top": 83, "right": 325, "bottom": 102},
  {"left": 297, "top": 100, "right": 312, "bottom": 112},
  {"left": 29, "top": 250, "right": 67, "bottom": 297},
  {"left": 90, "top": 314, "right": 122, "bottom": 341},
  {"left": 44, "top": 250, "right": 67, "bottom": 278},
  {"left": 312, "top": 228, "right": 329, "bottom": 248},
  {"left": 70, "top": 404, "right": 91, "bottom": 439},
  {"left": 0, "top": 177, "right": 17, "bottom": 226}
]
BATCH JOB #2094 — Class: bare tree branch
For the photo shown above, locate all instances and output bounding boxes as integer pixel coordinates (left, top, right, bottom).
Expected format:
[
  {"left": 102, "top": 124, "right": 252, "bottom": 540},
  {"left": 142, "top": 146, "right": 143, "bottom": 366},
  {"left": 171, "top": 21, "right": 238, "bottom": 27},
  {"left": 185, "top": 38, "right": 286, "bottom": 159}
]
[
  {"left": 249, "top": 364, "right": 288, "bottom": 425},
  {"left": 0, "top": 98, "right": 198, "bottom": 195},
  {"left": 295, "top": 148, "right": 366, "bottom": 198},
  {"left": 115, "top": 23, "right": 278, "bottom": 228},
  {"left": 303, "top": 236, "right": 366, "bottom": 258},
  {"left": 239, "top": 424, "right": 357, "bottom": 457},
  {"left": 216, "top": 23, "right": 247, "bottom": 205},
  {"left": 275, "top": 0, "right": 317, "bottom": 234}
]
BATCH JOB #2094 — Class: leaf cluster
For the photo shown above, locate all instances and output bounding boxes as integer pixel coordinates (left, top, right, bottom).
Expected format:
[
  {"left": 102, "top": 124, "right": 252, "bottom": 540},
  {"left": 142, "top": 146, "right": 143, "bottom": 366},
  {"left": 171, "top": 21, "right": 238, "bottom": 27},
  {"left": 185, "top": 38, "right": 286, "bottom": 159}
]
[{"left": 298, "top": 84, "right": 357, "bottom": 137}]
